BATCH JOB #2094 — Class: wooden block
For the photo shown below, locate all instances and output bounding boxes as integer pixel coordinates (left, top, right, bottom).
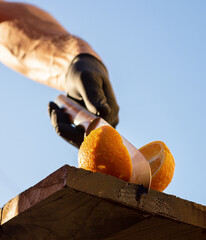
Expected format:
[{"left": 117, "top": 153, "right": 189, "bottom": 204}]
[
  {"left": 105, "top": 216, "right": 206, "bottom": 240},
  {"left": 0, "top": 188, "right": 147, "bottom": 239},
  {"left": 1, "top": 165, "right": 147, "bottom": 225},
  {"left": 0, "top": 165, "right": 205, "bottom": 240},
  {"left": 1, "top": 165, "right": 68, "bottom": 225}
]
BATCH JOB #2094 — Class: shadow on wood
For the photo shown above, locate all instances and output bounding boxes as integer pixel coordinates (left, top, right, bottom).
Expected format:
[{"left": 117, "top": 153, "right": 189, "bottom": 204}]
[{"left": 0, "top": 165, "right": 205, "bottom": 240}]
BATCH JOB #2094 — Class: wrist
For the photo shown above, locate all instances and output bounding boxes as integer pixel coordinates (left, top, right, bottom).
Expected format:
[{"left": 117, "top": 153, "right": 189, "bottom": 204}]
[
  {"left": 69, "top": 53, "right": 108, "bottom": 75},
  {"left": 65, "top": 53, "right": 109, "bottom": 93}
]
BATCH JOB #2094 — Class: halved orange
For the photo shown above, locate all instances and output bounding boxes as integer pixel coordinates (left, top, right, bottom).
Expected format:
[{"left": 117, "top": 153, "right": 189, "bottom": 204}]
[
  {"left": 139, "top": 141, "right": 175, "bottom": 192},
  {"left": 78, "top": 125, "right": 132, "bottom": 182}
]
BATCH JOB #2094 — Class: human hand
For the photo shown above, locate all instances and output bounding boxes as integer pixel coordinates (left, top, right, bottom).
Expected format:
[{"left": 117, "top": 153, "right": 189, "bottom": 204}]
[
  {"left": 48, "top": 101, "right": 84, "bottom": 148},
  {"left": 65, "top": 54, "right": 119, "bottom": 128},
  {"left": 48, "top": 54, "right": 119, "bottom": 148}
]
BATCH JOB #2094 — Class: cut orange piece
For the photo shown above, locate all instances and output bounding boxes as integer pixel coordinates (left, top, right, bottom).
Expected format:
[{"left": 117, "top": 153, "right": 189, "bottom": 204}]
[
  {"left": 139, "top": 141, "right": 175, "bottom": 192},
  {"left": 78, "top": 125, "right": 132, "bottom": 182}
]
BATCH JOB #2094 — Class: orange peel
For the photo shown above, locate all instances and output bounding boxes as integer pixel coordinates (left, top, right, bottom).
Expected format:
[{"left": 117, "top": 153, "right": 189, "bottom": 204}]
[
  {"left": 139, "top": 141, "right": 175, "bottom": 192},
  {"left": 78, "top": 125, "right": 132, "bottom": 182}
]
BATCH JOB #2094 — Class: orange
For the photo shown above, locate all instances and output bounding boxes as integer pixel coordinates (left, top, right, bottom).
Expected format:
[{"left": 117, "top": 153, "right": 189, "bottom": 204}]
[
  {"left": 78, "top": 125, "right": 132, "bottom": 182},
  {"left": 139, "top": 141, "right": 175, "bottom": 192}
]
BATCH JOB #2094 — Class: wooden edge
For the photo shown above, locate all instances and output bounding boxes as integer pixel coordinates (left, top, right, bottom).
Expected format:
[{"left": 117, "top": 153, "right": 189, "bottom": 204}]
[
  {"left": 1, "top": 165, "right": 68, "bottom": 225},
  {"left": 64, "top": 166, "right": 206, "bottom": 229},
  {"left": 138, "top": 189, "right": 206, "bottom": 230},
  {"left": 1, "top": 164, "right": 206, "bottom": 230}
]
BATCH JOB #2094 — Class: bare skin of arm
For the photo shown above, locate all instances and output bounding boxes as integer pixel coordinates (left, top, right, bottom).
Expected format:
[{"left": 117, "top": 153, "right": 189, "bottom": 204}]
[{"left": 0, "top": 1, "right": 101, "bottom": 91}]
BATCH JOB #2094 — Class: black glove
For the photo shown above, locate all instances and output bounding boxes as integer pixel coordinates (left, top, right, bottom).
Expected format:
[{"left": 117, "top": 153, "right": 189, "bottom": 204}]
[
  {"left": 49, "top": 53, "right": 119, "bottom": 148},
  {"left": 48, "top": 101, "right": 84, "bottom": 148},
  {"left": 65, "top": 53, "right": 119, "bottom": 126}
]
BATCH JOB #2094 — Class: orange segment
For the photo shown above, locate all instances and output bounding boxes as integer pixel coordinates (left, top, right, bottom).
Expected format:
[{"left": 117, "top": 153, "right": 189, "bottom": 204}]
[
  {"left": 78, "top": 125, "right": 132, "bottom": 182},
  {"left": 139, "top": 141, "right": 175, "bottom": 192}
]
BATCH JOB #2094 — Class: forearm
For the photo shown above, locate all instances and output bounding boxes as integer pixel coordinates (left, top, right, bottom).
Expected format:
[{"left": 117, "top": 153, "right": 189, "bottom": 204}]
[{"left": 0, "top": 2, "right": 101, "bottom": 91}]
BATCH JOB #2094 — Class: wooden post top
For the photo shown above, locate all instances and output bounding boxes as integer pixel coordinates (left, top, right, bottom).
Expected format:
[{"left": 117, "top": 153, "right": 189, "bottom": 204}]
[{"left": 0, "top": 165, "right": 206, "bottom": 239}]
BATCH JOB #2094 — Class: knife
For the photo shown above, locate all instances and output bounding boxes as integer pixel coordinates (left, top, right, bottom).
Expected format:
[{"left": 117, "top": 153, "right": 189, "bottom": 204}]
[{"left": 55, "top": 94, "right": 151, "bottom": 189}]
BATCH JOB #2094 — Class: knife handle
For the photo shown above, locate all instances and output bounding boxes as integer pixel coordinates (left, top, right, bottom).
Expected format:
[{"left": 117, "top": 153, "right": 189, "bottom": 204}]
[{"left": 55, "top": 95, "right": 98, "bottom": 132}]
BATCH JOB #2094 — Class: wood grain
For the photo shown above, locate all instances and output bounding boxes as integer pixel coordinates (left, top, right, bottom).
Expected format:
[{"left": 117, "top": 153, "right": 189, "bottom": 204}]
[{"left": 0, "top": 165, "right": 205, "bottom": 240}]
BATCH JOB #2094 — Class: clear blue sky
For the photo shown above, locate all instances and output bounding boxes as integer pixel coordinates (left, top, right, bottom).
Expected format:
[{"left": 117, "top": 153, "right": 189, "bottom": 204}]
[{"left": 1, "top": 0, "right": 206, "bottom": 207}]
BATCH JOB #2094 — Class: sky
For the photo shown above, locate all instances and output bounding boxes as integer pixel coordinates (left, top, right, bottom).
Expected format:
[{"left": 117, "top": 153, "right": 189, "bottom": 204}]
[{"left": 0, "top": 0, "right": 206, "bottom": 207}]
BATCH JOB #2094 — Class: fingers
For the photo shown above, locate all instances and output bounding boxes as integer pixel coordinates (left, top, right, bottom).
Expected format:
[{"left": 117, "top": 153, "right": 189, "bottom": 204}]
[
  {"left": 48, "top": 102, "right": 69, "bottom": 125},
  {"left": 79, "top": 71, "right": 111, "bottom": 116},
  {"left": 102, "top": 78, "right": 119, "bottom": 128},
  {"left": 66, "top": 54, "right": 119, "bottom": 128},
  {"left": 54, "top": 123, "right": 84, "bottom": 148},
  {"left": 79, "top": 72, "right": 119, "bottom": 128},
  {"left": 48, "top": 101, "right": 60, "bottom": 117},
  {"left": 48, "top": 102, "right": 84, "bottom": 148}
]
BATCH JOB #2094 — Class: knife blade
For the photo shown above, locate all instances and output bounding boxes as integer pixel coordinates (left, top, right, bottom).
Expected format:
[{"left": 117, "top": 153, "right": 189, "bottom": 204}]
[{"left": 55, "top": 94, "right": 151, "bottom": 189}]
